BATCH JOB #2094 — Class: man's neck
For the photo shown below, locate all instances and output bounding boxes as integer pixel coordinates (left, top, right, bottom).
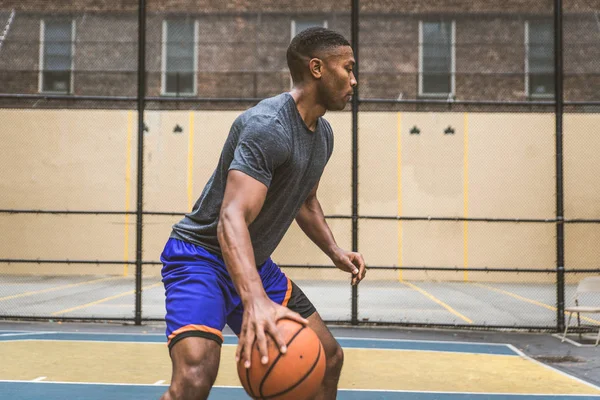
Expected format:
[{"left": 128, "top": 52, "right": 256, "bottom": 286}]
[{"left": 289, "top": 88, "right": 326, "bottom": 131}]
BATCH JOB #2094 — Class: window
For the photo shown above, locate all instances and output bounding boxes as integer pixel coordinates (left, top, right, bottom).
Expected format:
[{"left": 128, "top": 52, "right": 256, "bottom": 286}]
[
  {"left": 162, "top": 19, "right": 198, "bottom": 96},
  {"left": 526, "top": 20, "right": 554, "bottom": 97},
  {"left": 419, "top": 21, "right": 455, "bottom": 97},
  {"left": 291, "top": 19, "right": 328, "bottom": 38},
  {"left": 40, "top": 19, "right": 74, "bottom": 93}
]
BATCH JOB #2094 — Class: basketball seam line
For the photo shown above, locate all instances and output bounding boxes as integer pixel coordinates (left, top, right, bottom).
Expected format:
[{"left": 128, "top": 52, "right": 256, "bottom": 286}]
[
  {"left": 258, "top": 325, "right": 306, "bottom": 399},
  {"left": 261, "top": 332, "right": 324, "bottom": 400}
]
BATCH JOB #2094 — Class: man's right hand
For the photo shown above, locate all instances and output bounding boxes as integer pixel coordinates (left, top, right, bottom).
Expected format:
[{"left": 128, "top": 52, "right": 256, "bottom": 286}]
[{"left": 236, "top": 295, "right": 308, "bottom": 369}]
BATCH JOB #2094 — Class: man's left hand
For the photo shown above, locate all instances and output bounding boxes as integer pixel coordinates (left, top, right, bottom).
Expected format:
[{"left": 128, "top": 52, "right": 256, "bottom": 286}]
[{"left": 330, "top": 247, "right": 366, "bottom": 285}]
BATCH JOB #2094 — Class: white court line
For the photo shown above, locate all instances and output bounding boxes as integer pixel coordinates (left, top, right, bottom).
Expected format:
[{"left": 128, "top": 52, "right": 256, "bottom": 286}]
[
  {"left": 31, "top": 377, "right": 46, "bottom": 382},
  {"left": 0, "top": 331, "right": 166, "bottom": 337},
  {"left": 507, "top": 344, "right": 600, "bottom": 392},
  {"left": 0, "top": 380, "right": 598, "bottom": 396},
  {"left": 0, "top": 332, "right": 57, "bottom": 337},
  {"left": 2, "top": 339, "right": 166, "bottom": 345},
  {"left": 153, "top": 380, "right": 165, "bottom": 385},
  {"left": 334, "top": 336, "right": 513, "bottom": 347}
]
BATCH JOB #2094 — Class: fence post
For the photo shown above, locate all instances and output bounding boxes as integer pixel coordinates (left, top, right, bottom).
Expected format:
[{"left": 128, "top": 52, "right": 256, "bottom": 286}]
[
  {"left": 135, "top": 0, "right": 147, "bottom": 326},
  {"left": 554, "top": 0, "right": 565, "bottom": 333},
  {"left": 351, "top": 0, "right": 359, "bottom": 326}
]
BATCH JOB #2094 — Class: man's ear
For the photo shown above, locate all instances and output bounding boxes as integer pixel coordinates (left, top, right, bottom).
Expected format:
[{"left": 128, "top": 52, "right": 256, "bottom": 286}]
[{"left": 309, "top": 58, "right": 323, "bottom": 79}]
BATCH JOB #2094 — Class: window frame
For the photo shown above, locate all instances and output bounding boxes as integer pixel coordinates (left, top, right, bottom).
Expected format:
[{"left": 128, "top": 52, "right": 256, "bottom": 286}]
[
  {"left": 161, "top": 19, "right": 199, "bottom": 96},
  {"left": 525, "top": 20, "right": 555, "bottom": 99},
  {"left": 39, "top": 18, "right": 76, "bottom": 94},
  {"left": 418, "top": 20, "right": 456, "bottom": 98}
]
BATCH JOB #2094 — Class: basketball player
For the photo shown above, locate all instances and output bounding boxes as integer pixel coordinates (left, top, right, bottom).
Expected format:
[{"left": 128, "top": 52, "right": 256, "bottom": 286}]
[{"left": 160, "top": 27, "right": 366, "bottom": 400}]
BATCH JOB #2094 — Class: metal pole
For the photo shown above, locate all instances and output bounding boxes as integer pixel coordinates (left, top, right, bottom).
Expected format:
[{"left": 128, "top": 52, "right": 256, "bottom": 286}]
[
  {"left": 351, "top": 0, "right": 359, "bottom": 326},
  {"left": 554, "top": 0, "right": 565, "bottom": 333},
  {"left": 135, "top": 0, "right": 147, "bottom": 325}
]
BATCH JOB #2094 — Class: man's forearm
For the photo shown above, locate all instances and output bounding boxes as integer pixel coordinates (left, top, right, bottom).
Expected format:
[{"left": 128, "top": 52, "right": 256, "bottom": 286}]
[
  {"left": 295, "top": 196, "right": 339, "bottom": 258},
  {"left": 217, "top": 209, "right": 266, "bottom": 305}
]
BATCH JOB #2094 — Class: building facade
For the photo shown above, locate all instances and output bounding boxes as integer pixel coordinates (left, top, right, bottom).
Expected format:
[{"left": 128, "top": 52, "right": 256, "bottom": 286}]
[{"left": 0, "top": 0, "right": 598, "bottom": 103}]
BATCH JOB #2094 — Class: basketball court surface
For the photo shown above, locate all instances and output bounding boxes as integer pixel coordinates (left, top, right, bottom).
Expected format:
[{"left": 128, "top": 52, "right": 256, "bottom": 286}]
[{"left": 1, "top": 323, "right": 600, "bottom": 400}]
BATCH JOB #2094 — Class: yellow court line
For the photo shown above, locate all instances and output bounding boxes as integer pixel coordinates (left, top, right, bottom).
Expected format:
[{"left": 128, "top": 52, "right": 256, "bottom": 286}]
[
  {"left": 474, "top": 283, "right": 600, "bottom": 325},
  {"left": 0, "top": 277, "right": 123, "bottom": 302},
  {"left": 463, "top": 112, "right": 469, "bottom": 282},
  {"left": 402, "top": 281, "right": 473, "bottom": 324},
  {"left": 397, "top": 112, "right": 403, "bottom": 281},
  {"left": 51, "top": 282, "right": 162, "bottom": 316},
  {"left": 124, "top": 111, "right": 133, "bottom": 277},
  {"left": 187, "top": 112, "right": 195, "bottom": 211}
]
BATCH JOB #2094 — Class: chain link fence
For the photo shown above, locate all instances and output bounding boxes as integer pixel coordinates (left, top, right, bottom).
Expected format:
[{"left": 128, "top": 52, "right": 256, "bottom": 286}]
[{"left": 0, "top": 0, "right": 599, "bottom": 333}]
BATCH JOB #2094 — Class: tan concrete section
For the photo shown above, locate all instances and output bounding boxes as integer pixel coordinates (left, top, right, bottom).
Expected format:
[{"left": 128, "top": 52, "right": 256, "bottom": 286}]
[
  {"left": 143, "top": 111, "right": 189, "bottom": 212},
  {"left": 0, "top": 214, "right": 128, "bottom": 275},
  {"left": 0, "top": 109, "right": 132, "bottom": 211},
  {"left": 358, "top": 112, "right": 398, "bottom": 216},
  {"left": 141, "top": 214, "right": 183, "bottom": 266},
  {"left": 564, "top": 114, "right": 600, "bottom": 219},
  {"left": 468, "top": 222, "right": 556, "bottom": 282},
  {"left": 2, "top": 341, "right": 600, "bottom": 395},
  {"left": 272, "top": 219, "right": 352, "bottom": 274},
  {"left": 468, "top": 113, "right": 555, "bottom": 219},
  {"left": 191, "top": 111, "right": 239, "bottom": 207},
  {"left": 319, "top": 111, "right": 352, "bottom": 215},
  {"left": 565, "top": 224, "right": 600, "bottom": 278},
  {"left": 1, "top": 110, "right": 597, "bottom": 281},
  {"left": 358, "top": 218, "right": 399, "bottom": 267},
  {"left": 402, "top": 220, "right": 464, "bottom": 278},
  {"left": 401, "top": 113, "right": 465, "bottom": 218}
]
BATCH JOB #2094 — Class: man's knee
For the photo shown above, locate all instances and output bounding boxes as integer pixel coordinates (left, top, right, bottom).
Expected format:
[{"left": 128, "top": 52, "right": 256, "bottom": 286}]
[
  {"left": 164, "top": 336, "right": 221, "bottom": 400},
  {"left": 166, "top": 365, "right": 215, "bottom": 400},
  {"left": 325, "top": 341, "right": 344, "bottom": 373}
]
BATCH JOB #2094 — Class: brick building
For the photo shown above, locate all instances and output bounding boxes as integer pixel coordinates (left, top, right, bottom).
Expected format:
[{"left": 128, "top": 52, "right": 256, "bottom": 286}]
[{"left": 0, "top": 0, "right": 598, "bottom": 103}]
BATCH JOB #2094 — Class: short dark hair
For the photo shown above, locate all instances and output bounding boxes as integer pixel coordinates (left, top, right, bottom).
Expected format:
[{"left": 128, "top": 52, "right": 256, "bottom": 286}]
[{"left": 287, "top": 27, "right": 351, "bottom": 84}]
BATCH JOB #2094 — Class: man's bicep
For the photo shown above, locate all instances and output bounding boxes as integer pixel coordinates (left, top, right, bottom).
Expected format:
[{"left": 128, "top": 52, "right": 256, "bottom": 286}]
[{"left": 221, "top": 169, "right": 268, "bottom": 225}]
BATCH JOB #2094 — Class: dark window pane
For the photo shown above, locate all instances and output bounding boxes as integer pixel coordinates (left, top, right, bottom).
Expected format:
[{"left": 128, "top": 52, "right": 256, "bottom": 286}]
[
  {"left": 422, "top": 22, "right": 452, "bottom": 95},
  {"left": 165, "top": 20, "right": 195, "bottom": 94},
  {"left": 529, "top": 73, "right": 554, "bottom": 96},
  {"left": 43, "top": 71, "right": 71, "bottom": 93},
  {"left": 42, "top": 20, "right": 72, "bottom": 93},
  {"left": 528, "top": 21, "right": 554, "bottom": 95},
  {"left": 423, "top": 73, "right": 451, "bottom": 94},
  {"left": 166, "top": 72, "right": 195, "bottom": 94}
]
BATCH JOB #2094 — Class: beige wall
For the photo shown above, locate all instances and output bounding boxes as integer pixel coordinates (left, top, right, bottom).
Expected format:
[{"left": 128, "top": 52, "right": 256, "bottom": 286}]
[{"left": 0, "top": 110, "right": 598, "bottom": 281}]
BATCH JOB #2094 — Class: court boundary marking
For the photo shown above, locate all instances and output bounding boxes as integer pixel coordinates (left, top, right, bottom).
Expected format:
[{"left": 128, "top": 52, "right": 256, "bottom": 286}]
[
  {"left": 0, "top": 338, "right": 522, "bottom": 357},
  {"left": 3, "top": 330, "right": 600, "bottom": 392},
  {"left": 0, "top": 331, "right": 519, "bottom": 355},
  {"left": 0, "top": 380, "right": 599, "bottom": 397},
  {"left": 507, "top": 344, "right": 600, "bottom": 392},
  {"left": 0, "top": 330, "right": 518, "bottom": 346}
]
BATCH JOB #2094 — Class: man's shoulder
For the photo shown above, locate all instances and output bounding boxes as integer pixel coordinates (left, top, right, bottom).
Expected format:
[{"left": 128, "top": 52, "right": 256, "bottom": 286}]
[{"left": 236, "top": 94, "right": 290, "bottom": 130}]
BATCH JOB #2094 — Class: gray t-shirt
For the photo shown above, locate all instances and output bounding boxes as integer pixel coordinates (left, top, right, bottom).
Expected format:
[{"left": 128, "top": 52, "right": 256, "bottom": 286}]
[{"left": 170, "top": 93, "right": 334, "bottom": 266}]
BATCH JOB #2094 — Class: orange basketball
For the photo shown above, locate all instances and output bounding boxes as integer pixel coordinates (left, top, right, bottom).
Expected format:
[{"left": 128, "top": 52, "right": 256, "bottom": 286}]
[{"left": 237, "top": 319, "right": 326, "bottom": 400}]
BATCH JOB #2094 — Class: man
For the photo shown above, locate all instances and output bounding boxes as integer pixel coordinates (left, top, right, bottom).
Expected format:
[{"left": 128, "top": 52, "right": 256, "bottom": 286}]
[{"left": 160, "top": 27, "right": 366, "bottom": 400}]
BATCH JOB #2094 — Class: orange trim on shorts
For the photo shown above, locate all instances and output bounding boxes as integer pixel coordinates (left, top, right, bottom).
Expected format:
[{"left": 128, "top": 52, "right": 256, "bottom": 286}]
[
  {"left": 167, "top": 324, "right": 224, "bottom": 344},
  {"left": 282, "top": 277, "right": 293, "bottom": 307}
]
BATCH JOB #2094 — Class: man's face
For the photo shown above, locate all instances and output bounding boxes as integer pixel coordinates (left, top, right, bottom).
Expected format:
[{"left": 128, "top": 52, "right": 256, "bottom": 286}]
[{"left": 317, "top": 46, "right": 357, "bottom": 111}]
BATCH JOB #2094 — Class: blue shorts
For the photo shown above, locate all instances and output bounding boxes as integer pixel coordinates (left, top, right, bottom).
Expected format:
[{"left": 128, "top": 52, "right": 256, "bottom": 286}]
[{"left": 161, "top": 238, "right": 316, "bottom": 349}]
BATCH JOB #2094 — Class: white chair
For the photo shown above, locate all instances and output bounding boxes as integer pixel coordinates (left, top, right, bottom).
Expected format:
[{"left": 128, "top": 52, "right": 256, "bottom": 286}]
[{"left": 562, "top": 276, "right": 600, "bottom": 346}]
